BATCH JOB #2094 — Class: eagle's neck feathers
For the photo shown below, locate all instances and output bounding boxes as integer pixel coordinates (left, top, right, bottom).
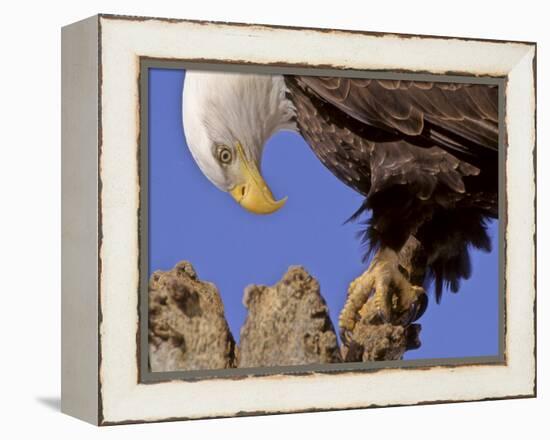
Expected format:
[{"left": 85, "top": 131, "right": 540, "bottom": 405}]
[{"left": 222, "top": 74, "right": 297, "bottom": 161}]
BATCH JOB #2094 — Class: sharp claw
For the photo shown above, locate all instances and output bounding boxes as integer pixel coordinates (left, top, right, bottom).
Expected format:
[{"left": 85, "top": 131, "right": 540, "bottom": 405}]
[
  {"left": 415, "top": 293, "right": 428, "bottom": 320},
  {"left": 408, "top": 301, "right": 419, "bottom": 324},
  {"left": 406, "top": 292, "right": 428, "bottom": 324}
]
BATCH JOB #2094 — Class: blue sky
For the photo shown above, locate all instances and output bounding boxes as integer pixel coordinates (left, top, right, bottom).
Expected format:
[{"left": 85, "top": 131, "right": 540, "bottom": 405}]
[{"left": 148, "top": 68, "right": 500, "bottom": 360}]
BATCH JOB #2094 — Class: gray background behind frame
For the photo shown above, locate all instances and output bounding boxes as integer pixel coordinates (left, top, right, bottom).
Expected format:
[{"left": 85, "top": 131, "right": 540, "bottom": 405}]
[{"left": 139, "top": 59, "right": 506, "bottom": 383}]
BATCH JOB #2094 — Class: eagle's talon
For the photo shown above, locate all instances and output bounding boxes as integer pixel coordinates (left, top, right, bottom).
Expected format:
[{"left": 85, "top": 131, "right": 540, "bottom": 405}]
[
  {"left": 406, "top": 301, "right": 420, "bottom": 325},
  {"left": 411, "top": 292, "right": 428, "bottom": 322},
  {"left": 399, "top": 286, "right": 427, "bottom": 322},
  {"left": 339, "top": 247, "right": 424, "bottom": 333},
  {"left": 395, "top": 288, "right": 428, "bottom": 325}
]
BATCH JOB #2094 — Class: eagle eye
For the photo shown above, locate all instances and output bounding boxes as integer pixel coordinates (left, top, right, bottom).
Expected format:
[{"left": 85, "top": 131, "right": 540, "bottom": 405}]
[{"left": 217, "top": 146, "right": 233, "bottom": 165}]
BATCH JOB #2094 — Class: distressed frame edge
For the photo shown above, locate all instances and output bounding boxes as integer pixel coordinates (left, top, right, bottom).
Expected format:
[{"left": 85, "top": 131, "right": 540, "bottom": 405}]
[
  {"left": 97, "top": 12, "right": 537, "bottom": 47},
  {"left": 503, "top": 44, "right": 537, "bottom": 401},
  {"left": 92, "top": 15, "right": 536, "bottom": 425},
  {"left": 532, "top": 43, "right": 538, "bottom": 400}
]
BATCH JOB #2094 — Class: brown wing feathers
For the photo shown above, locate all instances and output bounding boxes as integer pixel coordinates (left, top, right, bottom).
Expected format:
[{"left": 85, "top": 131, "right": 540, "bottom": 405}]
[
  {"left": 299, "top": 77, "right": 499, "bottom": 153},
  {"left": 285, "top": 75, "right": 499, "bottom": 301}
]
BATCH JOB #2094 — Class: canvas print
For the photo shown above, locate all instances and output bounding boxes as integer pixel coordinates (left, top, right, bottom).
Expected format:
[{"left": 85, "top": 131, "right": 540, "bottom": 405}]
[{"left": 145, "top": 67, "right": 500, "bottom": 374}]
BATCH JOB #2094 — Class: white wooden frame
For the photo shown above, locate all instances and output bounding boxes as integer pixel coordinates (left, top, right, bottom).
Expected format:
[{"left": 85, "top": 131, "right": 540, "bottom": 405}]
[{"left": 61, "top": 14, "right": 536, "bottom": 425}]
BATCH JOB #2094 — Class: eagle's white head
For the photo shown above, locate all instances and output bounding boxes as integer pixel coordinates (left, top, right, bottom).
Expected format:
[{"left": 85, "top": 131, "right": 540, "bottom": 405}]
[{"left": 182, "top": 71, "right": 296, "bottom": 214}]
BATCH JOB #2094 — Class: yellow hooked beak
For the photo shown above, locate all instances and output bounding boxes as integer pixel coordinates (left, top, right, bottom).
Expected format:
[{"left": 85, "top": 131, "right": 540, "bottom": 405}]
[{"left": 229, "top": 142, "right": 287, "bottom": 215}]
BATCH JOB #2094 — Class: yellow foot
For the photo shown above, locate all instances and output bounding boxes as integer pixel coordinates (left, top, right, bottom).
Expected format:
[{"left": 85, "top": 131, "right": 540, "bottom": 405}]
[{"left": 339, "top": 248, "right": 426, "bottom": 336}]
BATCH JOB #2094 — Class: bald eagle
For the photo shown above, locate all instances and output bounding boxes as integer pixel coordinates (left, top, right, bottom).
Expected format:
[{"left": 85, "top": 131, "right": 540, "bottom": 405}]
[{"left": 182, "top": 71, "right": 498, "bottom": 335}]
